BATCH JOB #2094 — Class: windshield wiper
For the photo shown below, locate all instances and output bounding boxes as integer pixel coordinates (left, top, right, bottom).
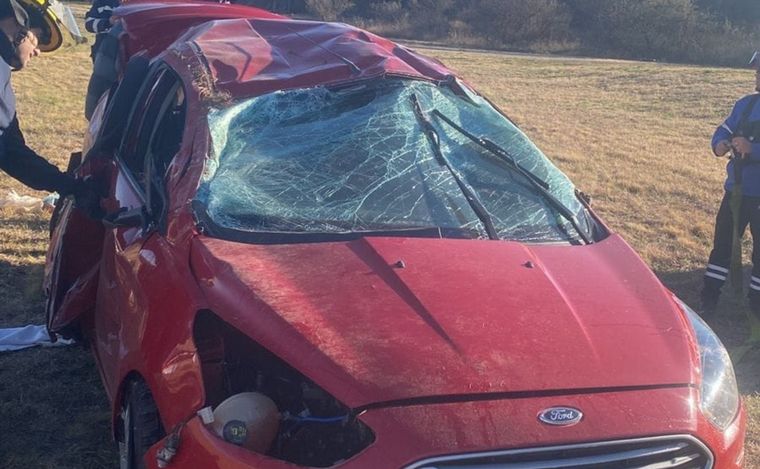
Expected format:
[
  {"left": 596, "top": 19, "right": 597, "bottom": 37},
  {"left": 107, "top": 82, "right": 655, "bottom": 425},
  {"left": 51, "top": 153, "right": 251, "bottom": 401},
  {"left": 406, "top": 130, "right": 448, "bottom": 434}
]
[
  {"left": 429, "top": 109, "right": 593, "bottom": 244},
  {"left": 410, "top": 94, "right": 499, "bottom": 240}
]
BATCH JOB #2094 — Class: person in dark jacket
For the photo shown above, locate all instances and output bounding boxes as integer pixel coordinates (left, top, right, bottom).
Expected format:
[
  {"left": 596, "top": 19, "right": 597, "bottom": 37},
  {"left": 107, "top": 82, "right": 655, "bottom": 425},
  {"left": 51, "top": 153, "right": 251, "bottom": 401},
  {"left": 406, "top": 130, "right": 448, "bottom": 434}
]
[
  {"left": 84, "top": 21, "right": 120, "bottom": 120},
  {"left": 701, "top": 52, "right": 760, "bottom": 316},
  {"left": 0, "top": 0, "right": 98, "bottom": 210},
  {"left": 84, "top": 0, "right": 118, "bottom": 60}
]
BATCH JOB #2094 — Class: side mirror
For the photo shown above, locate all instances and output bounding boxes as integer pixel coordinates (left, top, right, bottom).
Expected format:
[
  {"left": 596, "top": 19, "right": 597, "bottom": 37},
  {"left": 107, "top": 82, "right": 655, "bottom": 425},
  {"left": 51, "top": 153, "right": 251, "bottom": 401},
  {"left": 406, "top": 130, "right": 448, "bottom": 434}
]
[{"left": 102, "top": 207, "right": 146, "bottom": 229}]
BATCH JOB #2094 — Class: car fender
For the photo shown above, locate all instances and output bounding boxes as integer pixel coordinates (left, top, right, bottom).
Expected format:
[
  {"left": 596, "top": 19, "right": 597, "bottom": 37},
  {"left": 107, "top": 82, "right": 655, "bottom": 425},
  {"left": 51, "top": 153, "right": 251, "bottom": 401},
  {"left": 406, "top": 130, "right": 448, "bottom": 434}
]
[{"left": 97, "top": 230, "right": 208, "bottom": 432}]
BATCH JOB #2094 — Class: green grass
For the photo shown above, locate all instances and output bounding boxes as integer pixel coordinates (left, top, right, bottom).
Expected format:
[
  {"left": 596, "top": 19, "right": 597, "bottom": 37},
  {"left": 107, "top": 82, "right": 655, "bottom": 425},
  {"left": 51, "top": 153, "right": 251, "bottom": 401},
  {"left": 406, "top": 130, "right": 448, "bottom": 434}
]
[{"left": 2, "top": 31, "right": 760, "bottom": 468}]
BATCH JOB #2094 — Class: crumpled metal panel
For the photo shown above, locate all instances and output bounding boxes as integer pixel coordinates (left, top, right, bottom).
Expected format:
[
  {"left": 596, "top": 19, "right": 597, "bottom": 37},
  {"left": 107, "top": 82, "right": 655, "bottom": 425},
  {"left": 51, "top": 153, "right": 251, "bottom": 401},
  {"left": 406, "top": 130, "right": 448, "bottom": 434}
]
[
  {"left": 185, "top": 17, "right": 452, "bottom": 97},
  {"left": 198, "top": 79, "right": 583, "bottom": 243},
  {"left": 115, "top": 1, "right": 285, "bottom": 60}
]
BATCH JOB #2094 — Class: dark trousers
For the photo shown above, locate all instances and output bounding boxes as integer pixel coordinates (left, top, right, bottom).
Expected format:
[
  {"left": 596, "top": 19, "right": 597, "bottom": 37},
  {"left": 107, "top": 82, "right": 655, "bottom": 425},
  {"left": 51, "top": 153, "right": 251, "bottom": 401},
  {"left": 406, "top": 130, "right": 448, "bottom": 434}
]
[{"left": 703, "top": 191, "right": 760, "bottom": 309}]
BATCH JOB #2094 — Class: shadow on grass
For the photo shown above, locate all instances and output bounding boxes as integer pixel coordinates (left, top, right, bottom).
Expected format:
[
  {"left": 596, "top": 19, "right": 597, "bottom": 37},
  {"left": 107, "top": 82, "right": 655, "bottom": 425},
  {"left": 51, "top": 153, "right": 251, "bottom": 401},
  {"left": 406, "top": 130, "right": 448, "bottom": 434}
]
[
  {"left": 656, "top": 267, "right": 760, "bottom": 394},
  {"left": 0, "top": 346, "right": 117, "bottom": 469},
  {"left": 0, "top": 255, "right": 117, "bottom": 468}
]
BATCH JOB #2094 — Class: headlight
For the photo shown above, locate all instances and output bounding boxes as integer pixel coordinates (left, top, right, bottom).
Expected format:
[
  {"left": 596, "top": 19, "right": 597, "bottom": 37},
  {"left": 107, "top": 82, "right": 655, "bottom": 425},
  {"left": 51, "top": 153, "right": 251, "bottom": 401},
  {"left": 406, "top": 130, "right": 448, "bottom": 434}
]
[{"left": 676, "top": 296, "right": 739, "bottom": 430}]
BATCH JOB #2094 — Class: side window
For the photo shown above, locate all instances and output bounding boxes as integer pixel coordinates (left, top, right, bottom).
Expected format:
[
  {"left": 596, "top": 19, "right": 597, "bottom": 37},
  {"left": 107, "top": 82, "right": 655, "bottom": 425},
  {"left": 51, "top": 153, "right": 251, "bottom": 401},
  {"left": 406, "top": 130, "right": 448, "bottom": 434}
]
[
  {"left": 117, "top": 67, "right": 186, "bottom": 224},
  {"left": 118, "top": 68, "right": 177, "bottom": 188},
  {"left": 145, "top": 85, "right": 187, "bottom": 222},
  {"left": 148, "top": 86, "right": 186, "bottom": 183}
]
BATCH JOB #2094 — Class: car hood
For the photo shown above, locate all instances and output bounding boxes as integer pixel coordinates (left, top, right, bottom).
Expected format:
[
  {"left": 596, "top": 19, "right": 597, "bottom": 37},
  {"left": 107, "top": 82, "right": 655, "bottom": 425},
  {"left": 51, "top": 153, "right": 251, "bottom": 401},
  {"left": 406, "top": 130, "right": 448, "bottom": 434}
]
[{"left": 190, "top": 234, "right": 696, "bottom": 408}]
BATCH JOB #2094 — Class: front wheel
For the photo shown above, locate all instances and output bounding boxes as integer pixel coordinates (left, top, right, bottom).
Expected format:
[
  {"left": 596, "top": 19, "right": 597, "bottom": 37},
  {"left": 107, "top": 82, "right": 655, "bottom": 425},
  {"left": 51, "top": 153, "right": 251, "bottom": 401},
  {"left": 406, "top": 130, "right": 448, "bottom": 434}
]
[{"left": 118, "top": 380, "right": 165, "bottom": 469}]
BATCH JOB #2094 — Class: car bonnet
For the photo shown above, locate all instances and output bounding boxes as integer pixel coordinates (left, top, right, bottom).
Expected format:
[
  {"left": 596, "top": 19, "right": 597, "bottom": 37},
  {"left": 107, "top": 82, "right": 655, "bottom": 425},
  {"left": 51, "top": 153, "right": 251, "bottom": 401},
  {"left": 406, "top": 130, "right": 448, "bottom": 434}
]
[{"left": 189, "top": 234, "right": 696, "bottom": 409}]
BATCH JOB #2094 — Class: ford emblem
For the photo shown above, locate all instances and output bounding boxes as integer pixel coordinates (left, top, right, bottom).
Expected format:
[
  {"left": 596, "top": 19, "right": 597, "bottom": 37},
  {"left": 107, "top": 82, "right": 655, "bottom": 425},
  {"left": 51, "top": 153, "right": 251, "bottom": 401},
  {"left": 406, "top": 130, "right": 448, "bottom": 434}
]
[{"left": 538, "top": 407, "right": 583, "bottom": 426}]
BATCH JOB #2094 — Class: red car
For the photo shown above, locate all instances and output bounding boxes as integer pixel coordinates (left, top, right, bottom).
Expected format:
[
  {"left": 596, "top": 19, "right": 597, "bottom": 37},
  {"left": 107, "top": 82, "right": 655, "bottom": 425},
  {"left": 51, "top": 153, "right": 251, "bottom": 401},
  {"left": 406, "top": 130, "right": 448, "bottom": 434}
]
[{"left": 45, "top": 1, "right": 746, "bottom": 468}]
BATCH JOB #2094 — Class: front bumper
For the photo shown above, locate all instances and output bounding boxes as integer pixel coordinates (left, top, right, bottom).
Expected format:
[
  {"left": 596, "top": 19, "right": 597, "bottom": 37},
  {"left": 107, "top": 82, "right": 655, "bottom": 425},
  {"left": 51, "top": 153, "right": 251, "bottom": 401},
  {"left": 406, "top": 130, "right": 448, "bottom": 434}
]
[{"left": 146, "top": 387, "right": 746, "bottom": 469}]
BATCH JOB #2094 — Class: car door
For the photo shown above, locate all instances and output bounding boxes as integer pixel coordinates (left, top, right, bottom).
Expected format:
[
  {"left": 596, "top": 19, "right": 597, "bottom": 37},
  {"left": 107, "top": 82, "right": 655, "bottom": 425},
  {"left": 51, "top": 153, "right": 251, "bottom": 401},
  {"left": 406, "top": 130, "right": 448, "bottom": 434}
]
[
  {"left": 91, "top": 67, "right": 189, "bottom": 393},
  {"left": 45, "top": 55, "right": 151, "bottom": 337}
]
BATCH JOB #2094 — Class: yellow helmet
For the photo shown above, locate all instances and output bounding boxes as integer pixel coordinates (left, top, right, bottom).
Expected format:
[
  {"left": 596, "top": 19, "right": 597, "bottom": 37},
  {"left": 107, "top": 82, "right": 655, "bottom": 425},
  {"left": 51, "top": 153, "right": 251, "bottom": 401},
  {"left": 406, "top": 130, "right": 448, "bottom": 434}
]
[{"left": 15, "top": 0, "right": 85, "bottom": 52}]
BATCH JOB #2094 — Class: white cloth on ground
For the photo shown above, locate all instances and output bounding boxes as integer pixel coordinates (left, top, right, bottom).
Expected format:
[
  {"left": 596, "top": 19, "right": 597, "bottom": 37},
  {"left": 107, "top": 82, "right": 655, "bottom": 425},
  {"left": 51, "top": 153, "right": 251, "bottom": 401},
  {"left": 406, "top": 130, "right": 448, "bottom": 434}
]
[{"left": 0, "top": 324, "right": 74, "bottom": 352}]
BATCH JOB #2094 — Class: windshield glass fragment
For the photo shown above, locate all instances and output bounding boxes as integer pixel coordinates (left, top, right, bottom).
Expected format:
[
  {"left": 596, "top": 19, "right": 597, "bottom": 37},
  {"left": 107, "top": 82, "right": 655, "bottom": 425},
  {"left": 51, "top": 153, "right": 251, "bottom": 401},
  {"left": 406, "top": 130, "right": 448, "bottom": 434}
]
[{"left": 197, "top": 79, "right": 590, "bottom": 243}]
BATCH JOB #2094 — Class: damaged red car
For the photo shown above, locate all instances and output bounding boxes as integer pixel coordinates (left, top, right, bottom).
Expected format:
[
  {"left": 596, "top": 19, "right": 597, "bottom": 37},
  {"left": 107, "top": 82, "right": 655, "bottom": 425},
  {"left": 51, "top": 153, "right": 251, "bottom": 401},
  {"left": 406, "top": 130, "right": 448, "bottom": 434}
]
[{"left": 45, "top": 1, "right": 745, "bottom": 468}]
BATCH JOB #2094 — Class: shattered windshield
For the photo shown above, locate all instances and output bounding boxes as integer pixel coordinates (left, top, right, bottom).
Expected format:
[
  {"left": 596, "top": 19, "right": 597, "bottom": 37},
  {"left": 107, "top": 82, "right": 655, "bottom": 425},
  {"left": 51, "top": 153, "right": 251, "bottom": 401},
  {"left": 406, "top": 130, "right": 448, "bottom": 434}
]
[{"left": 196, "top": 78, "right": 591, "bottom": 243}]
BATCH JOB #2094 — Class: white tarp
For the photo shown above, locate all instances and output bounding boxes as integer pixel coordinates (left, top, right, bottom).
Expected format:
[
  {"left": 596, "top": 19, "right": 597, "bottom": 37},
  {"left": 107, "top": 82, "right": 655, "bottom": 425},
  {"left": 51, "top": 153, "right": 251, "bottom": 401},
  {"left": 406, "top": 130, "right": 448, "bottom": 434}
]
[{"left": 0, "top": 325, "right": 73, "bottom": 352}]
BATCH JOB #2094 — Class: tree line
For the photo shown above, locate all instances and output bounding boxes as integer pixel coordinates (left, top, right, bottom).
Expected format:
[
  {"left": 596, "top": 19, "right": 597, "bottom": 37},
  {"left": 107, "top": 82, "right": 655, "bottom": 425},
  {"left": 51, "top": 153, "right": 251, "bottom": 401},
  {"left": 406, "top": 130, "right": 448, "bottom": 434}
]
[{"left": 240, "top": 0, "right": 760, "bottom": 66}]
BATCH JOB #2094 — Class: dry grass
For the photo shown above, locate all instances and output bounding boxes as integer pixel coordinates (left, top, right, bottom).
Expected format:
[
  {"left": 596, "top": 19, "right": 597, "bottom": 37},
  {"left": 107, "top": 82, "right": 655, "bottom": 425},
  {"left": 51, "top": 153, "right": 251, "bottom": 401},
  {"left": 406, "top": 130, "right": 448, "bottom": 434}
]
[{"left": 2, "top": 32, "right": 760, "bottom": 466}]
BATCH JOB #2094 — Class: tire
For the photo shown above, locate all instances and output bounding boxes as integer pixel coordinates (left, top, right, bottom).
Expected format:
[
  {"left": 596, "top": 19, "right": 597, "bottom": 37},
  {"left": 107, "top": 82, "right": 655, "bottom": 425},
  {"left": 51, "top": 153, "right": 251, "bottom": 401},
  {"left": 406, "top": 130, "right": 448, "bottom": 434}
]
[{"left": 119, "top": 380, "right": 165, "bottom": 469}]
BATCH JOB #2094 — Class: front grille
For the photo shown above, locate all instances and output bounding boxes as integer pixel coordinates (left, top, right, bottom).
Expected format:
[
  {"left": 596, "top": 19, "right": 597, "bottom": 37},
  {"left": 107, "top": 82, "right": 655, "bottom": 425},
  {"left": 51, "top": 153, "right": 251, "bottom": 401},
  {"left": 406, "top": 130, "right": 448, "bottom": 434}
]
[{"left": 405, "top": 435, "right": 713, "bottom": 469}]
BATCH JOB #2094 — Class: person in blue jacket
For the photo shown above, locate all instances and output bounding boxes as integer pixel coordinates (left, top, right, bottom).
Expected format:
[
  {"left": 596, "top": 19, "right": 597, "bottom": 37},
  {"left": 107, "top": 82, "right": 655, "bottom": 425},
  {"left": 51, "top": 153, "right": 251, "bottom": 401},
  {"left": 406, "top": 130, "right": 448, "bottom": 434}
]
[
  {"left": 701, "top": 52, "right": 760, "bottom": 315},
  {"left": 0, "top": 0, "right": 98, "bottom": 212}
]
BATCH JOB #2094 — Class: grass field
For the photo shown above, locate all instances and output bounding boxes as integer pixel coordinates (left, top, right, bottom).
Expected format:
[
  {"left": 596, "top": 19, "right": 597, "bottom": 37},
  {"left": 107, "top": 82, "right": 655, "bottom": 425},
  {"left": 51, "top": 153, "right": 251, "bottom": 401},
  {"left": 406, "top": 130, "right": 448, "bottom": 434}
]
[{"left": 1, "top": 21, "right": 760, "bottom": 468}]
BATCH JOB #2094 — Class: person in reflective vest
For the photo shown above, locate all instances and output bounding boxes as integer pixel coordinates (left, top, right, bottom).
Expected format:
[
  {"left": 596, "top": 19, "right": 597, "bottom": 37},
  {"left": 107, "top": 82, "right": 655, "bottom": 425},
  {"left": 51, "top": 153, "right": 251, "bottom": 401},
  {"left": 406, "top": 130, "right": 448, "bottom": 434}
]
[{"left": 701, "top": 51, "right": 760, "bottom": 316}]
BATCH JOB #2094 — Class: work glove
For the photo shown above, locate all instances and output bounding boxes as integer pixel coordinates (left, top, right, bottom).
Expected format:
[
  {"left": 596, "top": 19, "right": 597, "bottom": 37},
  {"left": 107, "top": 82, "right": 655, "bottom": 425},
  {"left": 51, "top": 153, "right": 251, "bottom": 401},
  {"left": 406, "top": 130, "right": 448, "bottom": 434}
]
[{"left": 63, "top": 177, "right": 104, "bottom": 220}]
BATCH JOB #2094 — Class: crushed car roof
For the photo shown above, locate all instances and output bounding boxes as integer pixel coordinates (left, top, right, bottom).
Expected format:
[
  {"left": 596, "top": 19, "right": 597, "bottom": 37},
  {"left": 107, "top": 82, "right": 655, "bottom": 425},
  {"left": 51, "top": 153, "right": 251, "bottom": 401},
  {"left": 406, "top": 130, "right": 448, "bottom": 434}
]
[
  {"left": 174, "top": 15, "right": 454, "bottom": 97},
  {"left": 116, "top": 1, "right": 285, "bottom": 57},
  {"left": 117, "top": 1, "right": 454, "bottom": 96}
]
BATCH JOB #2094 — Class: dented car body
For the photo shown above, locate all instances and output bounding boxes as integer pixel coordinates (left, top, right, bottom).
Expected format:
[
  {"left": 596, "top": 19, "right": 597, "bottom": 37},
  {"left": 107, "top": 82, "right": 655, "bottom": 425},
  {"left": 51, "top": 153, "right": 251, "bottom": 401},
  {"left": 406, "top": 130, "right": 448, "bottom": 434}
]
[{"left": 45, "top": 1, "right": 746, "bottom": 468}]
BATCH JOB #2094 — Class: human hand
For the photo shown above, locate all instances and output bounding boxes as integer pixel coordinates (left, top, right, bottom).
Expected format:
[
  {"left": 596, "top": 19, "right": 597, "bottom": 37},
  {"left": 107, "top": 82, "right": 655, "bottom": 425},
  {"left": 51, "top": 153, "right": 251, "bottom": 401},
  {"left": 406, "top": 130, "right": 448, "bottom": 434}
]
[
  {"left": 715, "top": 140, "right": 732, "bottom": 157},
  {"left": 731, "top": 136, "right": 753, "bottom": 158}
]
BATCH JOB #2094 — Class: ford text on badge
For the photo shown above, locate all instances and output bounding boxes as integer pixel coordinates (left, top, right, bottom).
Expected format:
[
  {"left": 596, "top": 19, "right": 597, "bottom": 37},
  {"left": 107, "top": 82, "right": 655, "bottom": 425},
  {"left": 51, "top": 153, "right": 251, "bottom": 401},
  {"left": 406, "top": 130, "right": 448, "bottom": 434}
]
[{"left": 538, "top": 407, "right": 584, "bottom": 426}]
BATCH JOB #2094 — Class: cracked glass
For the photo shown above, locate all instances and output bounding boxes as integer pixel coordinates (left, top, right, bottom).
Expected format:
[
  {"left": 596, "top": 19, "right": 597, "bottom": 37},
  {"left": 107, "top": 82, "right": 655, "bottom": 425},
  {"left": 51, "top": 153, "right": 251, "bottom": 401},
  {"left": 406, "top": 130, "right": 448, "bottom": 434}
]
[{"left": 196, "top": 78, "right": 588, "bottom": 243}]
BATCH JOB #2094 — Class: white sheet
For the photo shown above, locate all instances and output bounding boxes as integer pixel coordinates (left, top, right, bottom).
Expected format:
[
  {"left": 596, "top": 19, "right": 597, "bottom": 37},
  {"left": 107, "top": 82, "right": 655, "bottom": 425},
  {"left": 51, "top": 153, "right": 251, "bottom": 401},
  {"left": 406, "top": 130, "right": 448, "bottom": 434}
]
[{"left": 0, "top": 325, "right": 74, "bottom": 352}]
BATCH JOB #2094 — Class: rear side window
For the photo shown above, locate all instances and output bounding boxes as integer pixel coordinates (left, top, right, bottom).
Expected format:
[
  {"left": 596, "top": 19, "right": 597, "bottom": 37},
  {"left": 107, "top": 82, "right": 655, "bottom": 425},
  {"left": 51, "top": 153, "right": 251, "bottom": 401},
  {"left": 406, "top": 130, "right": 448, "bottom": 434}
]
[
  {"left": 149, "top": 86, "right": 186, "bottom": 181},
  {"left": 115, "top": 66, "right": 187, "bottom": 228},
  {"left": 119, "top": 69, "right": 177, "bottom": 185}
]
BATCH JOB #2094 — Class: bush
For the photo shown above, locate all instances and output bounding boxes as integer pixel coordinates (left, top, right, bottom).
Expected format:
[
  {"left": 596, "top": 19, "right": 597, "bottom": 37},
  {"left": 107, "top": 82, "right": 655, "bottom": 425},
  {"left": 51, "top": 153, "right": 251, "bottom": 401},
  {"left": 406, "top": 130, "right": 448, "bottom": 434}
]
[
  {"left": 406, "top": 0, "right": 456, "bottom": 39},
  {"left": 688, "top": 18, "right": 759, "bottom": 66},
  {"left": 462, "top": 0, "right": 573, "bottom": 48},
  {"left": 695, "top": 0, "right": 760, "bottom": 27},
  {"left": 564, "top": 0, "right": 757, "bottom": 64},
  {"left": 238, "top": 0, "right": 306, "bottom": 13},
  {"left": 306, "top": 0, "right": 354, "bottom": 21},
  {"left": 369, "top": 1, "right": 404, "bottom": 19}
]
